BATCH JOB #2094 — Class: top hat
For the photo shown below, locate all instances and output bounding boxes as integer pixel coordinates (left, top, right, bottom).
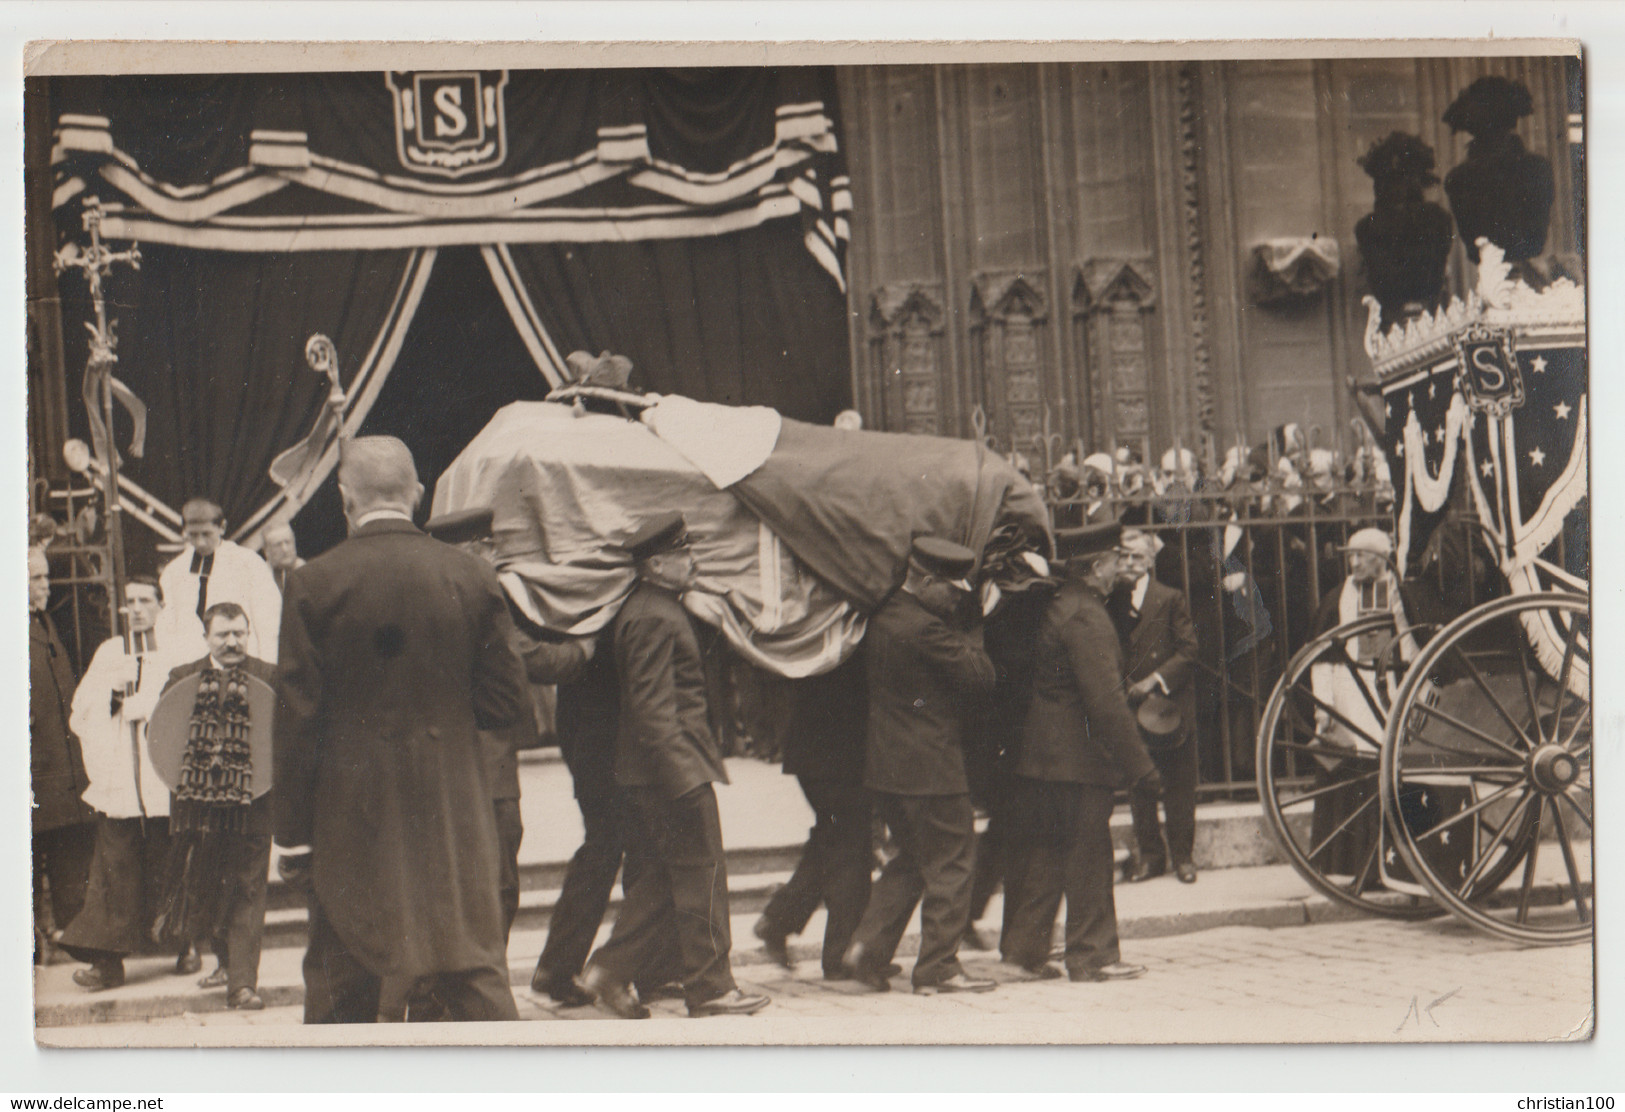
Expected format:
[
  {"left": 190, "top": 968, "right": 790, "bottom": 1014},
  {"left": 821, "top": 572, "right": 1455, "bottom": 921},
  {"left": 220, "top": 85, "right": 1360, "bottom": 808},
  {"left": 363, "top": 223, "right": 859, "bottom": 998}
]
[
  {"left": 625, "top": 511, "right": 690, "bottom": 562},
  {"left": 909, "top": 536, "right": 977, "bottom": 590},
  {"left": 1055, "top": 521, "right": 1124, "bottom": 563},
  {"left": 424, "top": 507, "right": 494, "bottom": 546}
]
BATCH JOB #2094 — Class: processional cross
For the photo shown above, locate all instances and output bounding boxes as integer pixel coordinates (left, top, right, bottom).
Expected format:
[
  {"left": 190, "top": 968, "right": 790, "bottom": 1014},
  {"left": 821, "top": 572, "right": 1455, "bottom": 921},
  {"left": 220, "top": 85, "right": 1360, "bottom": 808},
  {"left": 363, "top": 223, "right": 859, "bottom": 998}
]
[{"left": 53, "top": 197, "right": 143, "bottom": 637}]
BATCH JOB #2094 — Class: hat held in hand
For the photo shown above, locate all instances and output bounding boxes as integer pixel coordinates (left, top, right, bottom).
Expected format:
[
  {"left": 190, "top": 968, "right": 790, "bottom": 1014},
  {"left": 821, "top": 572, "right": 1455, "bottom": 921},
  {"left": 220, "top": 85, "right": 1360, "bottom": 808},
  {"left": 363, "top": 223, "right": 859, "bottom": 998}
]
[{"left": 1136, "top": 691, "right": 1184, "bottom": 745}]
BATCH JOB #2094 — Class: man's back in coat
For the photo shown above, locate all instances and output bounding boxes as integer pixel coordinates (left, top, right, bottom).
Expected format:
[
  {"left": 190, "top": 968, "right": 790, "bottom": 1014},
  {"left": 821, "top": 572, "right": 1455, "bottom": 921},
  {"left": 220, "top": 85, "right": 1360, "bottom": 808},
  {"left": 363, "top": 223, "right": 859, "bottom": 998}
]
[{"left": 274, "top": 515, "right": 529, "bottom": 982}]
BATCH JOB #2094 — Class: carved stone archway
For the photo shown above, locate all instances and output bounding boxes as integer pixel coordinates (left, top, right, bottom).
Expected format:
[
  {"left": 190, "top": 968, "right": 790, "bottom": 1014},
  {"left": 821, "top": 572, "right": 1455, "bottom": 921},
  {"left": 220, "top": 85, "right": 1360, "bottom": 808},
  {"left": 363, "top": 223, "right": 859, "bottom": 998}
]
[
  {"left": 867, "top": 281, "right": 947, "bottom": 435},
  {"left": 968, "top": 269, "right": 1049, "bottom": 454},
  {"left": 1072, "top": 257, "right": 1158, "bottom": 457}
]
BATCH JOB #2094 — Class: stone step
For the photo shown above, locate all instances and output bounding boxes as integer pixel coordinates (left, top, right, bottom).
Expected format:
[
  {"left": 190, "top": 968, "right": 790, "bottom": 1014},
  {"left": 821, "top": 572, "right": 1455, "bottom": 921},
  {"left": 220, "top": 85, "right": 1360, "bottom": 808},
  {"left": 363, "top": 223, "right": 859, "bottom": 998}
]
[
  {"left": 33, "top": 852, "right": 1589, "bottom": 1030},
  {"left": 256, "top": 800, "right": 1304, "bottom": 945}
]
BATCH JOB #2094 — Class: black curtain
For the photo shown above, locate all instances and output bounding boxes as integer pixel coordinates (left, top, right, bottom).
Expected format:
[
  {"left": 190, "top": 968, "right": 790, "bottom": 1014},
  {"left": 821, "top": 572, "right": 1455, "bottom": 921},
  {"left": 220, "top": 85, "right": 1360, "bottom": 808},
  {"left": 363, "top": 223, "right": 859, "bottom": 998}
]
[
  {"left": 292, "top": 247, "right": 556, "bottom": 555},
  {"left": 59, "top": 244, "right": 414, "bottom": 575},
  {"left": 506, "top": 218, "right": 852, "bottom": 423}
]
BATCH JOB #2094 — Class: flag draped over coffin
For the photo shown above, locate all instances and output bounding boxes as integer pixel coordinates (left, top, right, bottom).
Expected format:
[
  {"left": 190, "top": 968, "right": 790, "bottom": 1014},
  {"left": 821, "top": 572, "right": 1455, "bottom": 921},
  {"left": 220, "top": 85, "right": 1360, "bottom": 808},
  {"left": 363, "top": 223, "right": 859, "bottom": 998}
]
[{"left": 432, "top": 396, "right": 1052, "bottom": 677}]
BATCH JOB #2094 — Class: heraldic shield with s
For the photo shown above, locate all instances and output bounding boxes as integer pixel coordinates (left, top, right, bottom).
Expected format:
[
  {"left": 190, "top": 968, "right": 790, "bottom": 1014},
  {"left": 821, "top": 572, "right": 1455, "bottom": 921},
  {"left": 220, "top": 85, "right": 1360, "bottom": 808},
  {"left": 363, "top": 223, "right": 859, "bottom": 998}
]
[{"left": 1357, "top": 236, "right": 1588, "bottom": 903}]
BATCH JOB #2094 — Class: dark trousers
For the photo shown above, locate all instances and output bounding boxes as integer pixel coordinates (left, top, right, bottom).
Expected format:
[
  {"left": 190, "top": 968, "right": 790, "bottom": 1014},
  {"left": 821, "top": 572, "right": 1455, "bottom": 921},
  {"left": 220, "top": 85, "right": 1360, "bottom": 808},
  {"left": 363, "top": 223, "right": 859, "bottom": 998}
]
[
  {"left": 848, "top": 792, "right": 976, "bottom": 988},
  {"left": 33, "top": 823, "right": 95, "bottom": 946},
  {"left": 533, "top": 779, "right": 635, "bottom": 988},
  {"left": 588, "top": 784, "right": 735, "bottom": 1007},
  {"left": 207, "top": 832, "right": 272, "bottom": 994},
  {"left": 1003, "top": 778, "right": 1120, "bottom": 974},
  {"left": 59, "top": 816, "right": 182, "bottom": 964},
  {"left": 493, "top": 798, "right": 524, "bottom": 946},
  {"left": 758, "top": 777, "right": 873, "bottom": 974},
  {"left": 968, "top": 785, "right": 1013, "bottom": 925},
  {"left": 302, "top": 897, "right": 518, "bottom": 1024},
  {"left": 1128, "top": 737, "right": 1199, "bottom": 868}
]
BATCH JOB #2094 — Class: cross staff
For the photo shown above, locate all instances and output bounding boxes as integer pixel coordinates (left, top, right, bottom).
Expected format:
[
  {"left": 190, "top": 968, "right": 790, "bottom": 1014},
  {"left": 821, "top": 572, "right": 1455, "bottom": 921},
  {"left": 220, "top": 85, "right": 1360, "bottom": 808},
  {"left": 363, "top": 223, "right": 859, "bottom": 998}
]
[{"left": 54, "top": 197, "right": 142, "bottom": 638}]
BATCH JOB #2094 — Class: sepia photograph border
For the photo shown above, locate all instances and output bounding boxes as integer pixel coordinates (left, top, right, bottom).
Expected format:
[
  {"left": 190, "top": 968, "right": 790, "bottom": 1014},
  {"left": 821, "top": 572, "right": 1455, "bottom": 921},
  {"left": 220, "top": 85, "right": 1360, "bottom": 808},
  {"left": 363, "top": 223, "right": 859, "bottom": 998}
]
[{"left": 5, "top": 0, "right": 1623, "bottom": 1093}]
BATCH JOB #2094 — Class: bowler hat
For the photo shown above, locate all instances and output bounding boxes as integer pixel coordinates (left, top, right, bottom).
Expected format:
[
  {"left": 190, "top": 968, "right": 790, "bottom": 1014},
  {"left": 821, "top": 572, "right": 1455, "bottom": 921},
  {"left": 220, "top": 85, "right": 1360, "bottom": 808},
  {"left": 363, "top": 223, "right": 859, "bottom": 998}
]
[
  {"left": 625, "top": 511, "right": 690, "bottom": 562},
  {"left": 424, "top": 507, "right": 494, "bottom": 546},
  {"left": 909, "top": 536, "right": 976, "bottom": 590},
  {"left": 1136, "top": 691, "right": 1184, "bottom": 746},
  {"left": 1055, "top": 521, "right": 1123, "bottom": 562}
]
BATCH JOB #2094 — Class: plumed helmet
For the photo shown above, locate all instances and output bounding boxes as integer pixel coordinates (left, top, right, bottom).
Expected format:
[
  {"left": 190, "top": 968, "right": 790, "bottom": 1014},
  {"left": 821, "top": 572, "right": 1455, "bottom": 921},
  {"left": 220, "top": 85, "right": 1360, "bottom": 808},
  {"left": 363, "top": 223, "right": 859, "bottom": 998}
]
[
  {"left": 1442, "top": 75, "right": 1535, "bottom": 138},
  {"left": 1357, "top": 131, "right": 1440, "bottom": 185}
]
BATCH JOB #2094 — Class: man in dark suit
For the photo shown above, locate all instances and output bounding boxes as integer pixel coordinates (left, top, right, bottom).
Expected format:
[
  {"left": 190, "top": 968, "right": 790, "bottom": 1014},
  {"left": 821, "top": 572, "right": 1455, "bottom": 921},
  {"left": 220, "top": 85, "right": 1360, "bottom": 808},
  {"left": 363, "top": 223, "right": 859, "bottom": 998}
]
[
  {"left": 29, "top": 546, "right": 95, "bottom": 963},
  {"left": 578, "top": 512, "right": 770, "bottom": 1019},
  {"left": 528, "top": 643, "right": 632, "bottom": 1007},
  {"left": 752, "top": 655, "right": 873, "bottom": 980},
  {"left": 274, "top": 437, "right": 530, "bottom": 1024},
  {"left": 158, "top": 602, "right": 275, "bottom": 1009},
  {"left": 1112, "top": 529, "right": 1202, "bottom": 884},
  {"left": 842, "top": 537, "right": 999, "bottom": 996},
  {"left": 1003, "top": 522, "right": 1159, "bottom": 982}
]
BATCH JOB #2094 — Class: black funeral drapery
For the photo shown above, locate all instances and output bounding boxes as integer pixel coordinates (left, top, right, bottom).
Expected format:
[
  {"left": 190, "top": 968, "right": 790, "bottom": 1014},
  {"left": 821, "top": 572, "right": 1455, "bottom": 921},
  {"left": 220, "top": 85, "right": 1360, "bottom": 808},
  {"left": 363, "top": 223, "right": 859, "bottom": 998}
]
[
  {"left": 45, "top": 66, "right": 853, "bottom": 559},
  {"left": 58, "top": 244, "right": 417, "bottom": 573},
  {"left": 501, "top": 219, "right": 852, "bottom": 422}
]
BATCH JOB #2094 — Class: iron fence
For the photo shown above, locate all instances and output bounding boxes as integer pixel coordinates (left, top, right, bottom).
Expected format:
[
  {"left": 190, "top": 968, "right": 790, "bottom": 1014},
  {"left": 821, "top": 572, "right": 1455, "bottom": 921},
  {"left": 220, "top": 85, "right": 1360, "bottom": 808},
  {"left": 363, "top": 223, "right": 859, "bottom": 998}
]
[{"left": 1044, "top": 483, "right": 1518, "bottom": 799}]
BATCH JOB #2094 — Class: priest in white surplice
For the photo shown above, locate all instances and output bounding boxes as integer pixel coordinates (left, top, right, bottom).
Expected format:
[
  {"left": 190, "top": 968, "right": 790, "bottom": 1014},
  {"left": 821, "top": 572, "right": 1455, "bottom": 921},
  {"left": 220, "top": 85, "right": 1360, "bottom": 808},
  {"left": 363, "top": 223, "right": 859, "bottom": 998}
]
[{"left": 158, "top": 499, "right": 283, "bottom": 665}]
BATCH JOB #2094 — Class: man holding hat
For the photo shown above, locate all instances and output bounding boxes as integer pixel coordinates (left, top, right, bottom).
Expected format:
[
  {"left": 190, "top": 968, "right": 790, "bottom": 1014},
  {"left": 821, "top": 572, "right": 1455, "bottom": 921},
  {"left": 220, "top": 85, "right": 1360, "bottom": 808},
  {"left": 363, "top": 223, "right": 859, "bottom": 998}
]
[
  {"left": 842, "top": 536, "right": 999, "bottom": 995},
  {"left": 578, "top": 511, "right": 770, "bottom": 1019},
  {"left": 1003, "top": 521, "right": 1158, "bottom": 982},
  {"left": 1112, "top": 529, "right": 1202, "bottom": 884}
]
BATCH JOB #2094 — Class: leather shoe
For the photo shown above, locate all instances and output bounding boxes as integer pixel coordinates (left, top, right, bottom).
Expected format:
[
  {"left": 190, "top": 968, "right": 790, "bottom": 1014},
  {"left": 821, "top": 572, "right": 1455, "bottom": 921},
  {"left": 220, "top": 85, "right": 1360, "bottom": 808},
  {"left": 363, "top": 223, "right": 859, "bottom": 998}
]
[
  {"left": 1004, "top": 961, "right": 1063, "bottom": 982},
  {"left": 1175, "top": 862, "right": 1198, "bottom": 884},
  {"left": 841, "top": 943, "right": 895, "bottom": 992},
  {"left": 174, "top": 949, "right": 202, "bottom": 976},
  {"left": 753, "top": 917, "right": 794, "bottom": 970},
  {"left": 914, "top": 972, "right": 997, "bottom": 995},
  {"left": 1071, "top": 961, "right": 1147, "bottom": 982},
  {"left": 532, "top": 971, "right": 595, "bottom": 1008},
  {"left": 824, "top": 961, "right": 903, "bottom": 983},
  {"left": 1125, "top": 859, "right": 1166, "bottom": 883},
  {"left": 688, "top": 989, "right": 770, "bottom": 1017},
  {"left": 579, "top": 965, "right": 650, "bottom": 1019},
  {"left": 72, "top": 963, "right": 124, "bottom": 991},
  {"left": 228, "top": 987, "right": 265, "bottom": 1010},
  {"left": 198, "top": 965, "right": 229, "bottom": 990}
]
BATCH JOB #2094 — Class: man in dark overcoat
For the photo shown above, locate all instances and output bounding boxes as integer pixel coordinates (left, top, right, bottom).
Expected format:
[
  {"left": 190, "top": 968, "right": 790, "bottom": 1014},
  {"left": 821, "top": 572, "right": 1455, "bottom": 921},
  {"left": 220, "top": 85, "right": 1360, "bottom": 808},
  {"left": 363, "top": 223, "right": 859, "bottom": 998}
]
[
  {"left": 1112, "top": 529, "right": 1203, "bottom": 884},
  {"left": 273, "top": 437, "right": 530, "bottom": 1024},
  {"left": 529, "top": 643, "right": 634, "bottom": 1007},
  {"left": 159, "top": 602, "right": 276, "bottom": 1009},
  {"left": 578, "top": 512, "right": 770, "bottom": 1019},
  {"left": 29, "top": 546, "right": 95, "bottom": 961},
  {"left": 752, "top": 654, "right": 873, "bottom": 980},
  {"left": 1003, "top": 522, "right": 1160, "bottom": 982},
  {"left": 842, "top": 537, "right": 999, "bottom": 996}
]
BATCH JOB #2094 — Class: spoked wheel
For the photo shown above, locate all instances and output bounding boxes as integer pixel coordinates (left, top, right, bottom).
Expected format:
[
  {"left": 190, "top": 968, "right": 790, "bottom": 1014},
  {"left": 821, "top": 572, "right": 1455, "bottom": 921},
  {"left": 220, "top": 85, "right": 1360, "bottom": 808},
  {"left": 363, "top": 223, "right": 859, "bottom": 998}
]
[
  {"left": 1381, "top": 592, "right": 1592, "bottom": 945},
  {"left": 1257, "top": 614, "right": 1436, "bottom": 919}
]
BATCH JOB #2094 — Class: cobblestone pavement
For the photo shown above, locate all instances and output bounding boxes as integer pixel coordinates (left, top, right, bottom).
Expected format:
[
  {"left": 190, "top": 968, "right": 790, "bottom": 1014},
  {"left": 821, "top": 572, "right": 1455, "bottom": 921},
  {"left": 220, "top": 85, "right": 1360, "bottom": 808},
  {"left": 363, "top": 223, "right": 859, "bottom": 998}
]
[{"left": 49, "top": 914, "right": 1592, "bottom": 1047}]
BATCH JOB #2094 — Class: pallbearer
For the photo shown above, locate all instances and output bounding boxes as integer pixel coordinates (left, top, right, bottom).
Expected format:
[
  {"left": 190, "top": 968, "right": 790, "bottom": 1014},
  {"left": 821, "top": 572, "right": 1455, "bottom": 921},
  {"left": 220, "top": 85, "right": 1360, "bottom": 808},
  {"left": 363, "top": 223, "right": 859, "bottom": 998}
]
[{"left": 578, "top": 512, "right": 770, "bottom": 1019}]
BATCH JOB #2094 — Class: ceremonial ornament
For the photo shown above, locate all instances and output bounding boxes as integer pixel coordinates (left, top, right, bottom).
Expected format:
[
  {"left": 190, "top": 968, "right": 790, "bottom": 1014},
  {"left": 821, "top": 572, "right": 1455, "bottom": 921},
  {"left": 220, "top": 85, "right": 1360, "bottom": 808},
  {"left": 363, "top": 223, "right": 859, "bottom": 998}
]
[{"left": 147, "top": 672, "right": 277, "bottom": 799}]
